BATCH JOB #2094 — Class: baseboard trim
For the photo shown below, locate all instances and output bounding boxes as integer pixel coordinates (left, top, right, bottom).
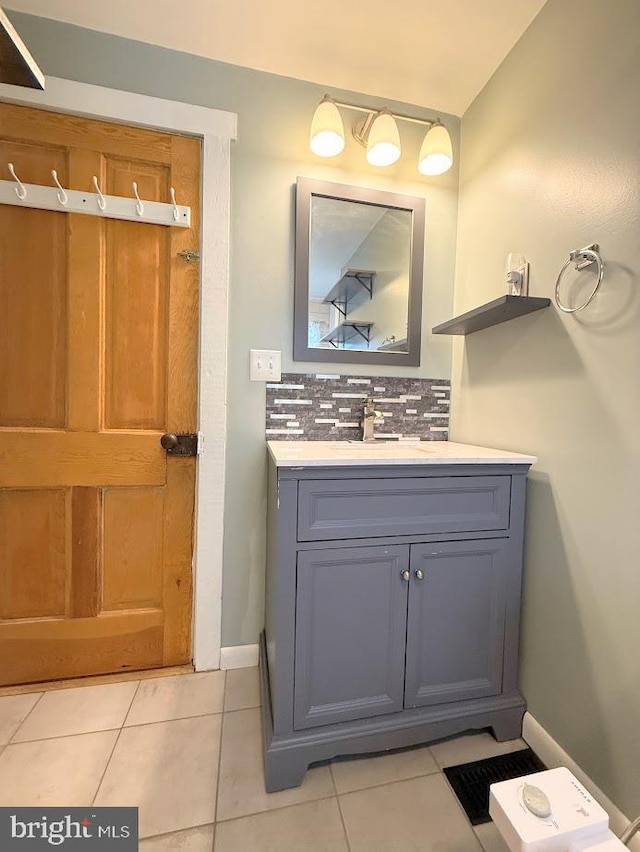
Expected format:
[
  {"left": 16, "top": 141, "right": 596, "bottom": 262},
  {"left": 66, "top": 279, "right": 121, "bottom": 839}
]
[
  {"left": 220, "top": 644, "right": 259, "bottom": 670},
  {"left": 523, "top": 712, "right": 639, "bottom": 851}
]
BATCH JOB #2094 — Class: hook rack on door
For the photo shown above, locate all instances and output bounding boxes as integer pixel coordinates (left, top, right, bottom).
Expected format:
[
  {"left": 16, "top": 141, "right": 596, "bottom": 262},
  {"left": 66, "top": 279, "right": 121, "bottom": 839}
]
[{"left": 0, "top": 163, "right": 191, "bottom": 227}]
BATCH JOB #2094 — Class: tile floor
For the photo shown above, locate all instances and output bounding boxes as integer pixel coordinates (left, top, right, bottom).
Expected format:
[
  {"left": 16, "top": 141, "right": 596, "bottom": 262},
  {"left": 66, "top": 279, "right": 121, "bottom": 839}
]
[{"left": 0, "top": 668, "right": 526, "bottom": 851}]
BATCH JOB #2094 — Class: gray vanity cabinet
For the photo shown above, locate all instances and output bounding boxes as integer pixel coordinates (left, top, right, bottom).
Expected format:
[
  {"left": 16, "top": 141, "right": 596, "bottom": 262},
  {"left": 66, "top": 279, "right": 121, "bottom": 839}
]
[{"left": 261, "top": 458, "right": 532, "bottom": 793}]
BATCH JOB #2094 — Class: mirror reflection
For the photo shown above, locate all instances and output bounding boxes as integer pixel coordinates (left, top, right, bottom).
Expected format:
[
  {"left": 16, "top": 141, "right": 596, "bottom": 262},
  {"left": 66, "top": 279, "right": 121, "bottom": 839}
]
[
  {"left": 294, "top": 178, "right": 425, "bottom": 367},
  {"left": 308, "top": 196, "right": 412, "bottom": 352}
]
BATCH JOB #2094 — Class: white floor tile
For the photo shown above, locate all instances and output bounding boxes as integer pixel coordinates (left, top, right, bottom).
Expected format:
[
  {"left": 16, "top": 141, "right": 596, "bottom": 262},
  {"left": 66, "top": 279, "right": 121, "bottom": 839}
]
[
  {"left": 223, "top": 667, "right": 260, "bottom": 712},
  {"left": 0, "top": 730, "right": 118, "bottom": 806},
  {"left": 331, "top": 744, "right": 439, "bottom": 794},
  {"left": 140, "top": 824, "right": 215, "bottom": 851},
  {"left": 339, "top": 773, "right": 483, "bottom": 852},
  {"left": 95, "top": 714, "right": 221, "bottom": 838},
  {"left": 214, "top": 799, "right": 348, "bottom": 852},
  {"left": 475, "top": 821, "right": 511, "bottom": 852},
  {"left": 125, "top": 672, "right": 225, "bottom": 727},
  {"left": 429, "top": 732, "right": 528, "bottom": 769},
  {"left": 13, "top": 682, "right": 138, "bottom": 742},
  {"left": 216, "top": 708, "right": 334, "bottom": 822},
  {"left": 0, "top": 693, "right": 42, "bottom": 744}
]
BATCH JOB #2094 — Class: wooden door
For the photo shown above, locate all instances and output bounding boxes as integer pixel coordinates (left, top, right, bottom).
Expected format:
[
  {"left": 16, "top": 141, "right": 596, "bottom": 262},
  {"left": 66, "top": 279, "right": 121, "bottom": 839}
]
[
  {"left": 294, "top": 545, "right": 409, "bottom": 730},
  {"left": 404, "top": 539, "right": 508, "bottom": 709},
  {"left": 0, "top": 103, "right": 200, "bottom": 686}
]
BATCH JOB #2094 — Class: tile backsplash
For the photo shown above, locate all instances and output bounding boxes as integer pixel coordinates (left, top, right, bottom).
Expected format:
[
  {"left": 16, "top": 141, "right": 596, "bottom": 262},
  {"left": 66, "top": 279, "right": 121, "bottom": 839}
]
[{"left": 266, "top": 373, "right": 450, "bottom": 441}]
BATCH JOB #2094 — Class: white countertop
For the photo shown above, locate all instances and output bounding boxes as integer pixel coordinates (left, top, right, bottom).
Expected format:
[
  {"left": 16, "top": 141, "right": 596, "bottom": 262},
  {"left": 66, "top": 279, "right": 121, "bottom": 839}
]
[{"left": 267, "top": 440, "right": 537, "bottom": 467}]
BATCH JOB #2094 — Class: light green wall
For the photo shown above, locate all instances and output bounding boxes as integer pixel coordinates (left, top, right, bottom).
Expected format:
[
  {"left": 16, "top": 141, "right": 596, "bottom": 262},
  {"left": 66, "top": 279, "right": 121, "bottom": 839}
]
[
  {"left": 6, "top": 11, "right": 460, "bottom": 647},
  {"left": 451, "top": 0, "right": 640, "bottom": 817}
]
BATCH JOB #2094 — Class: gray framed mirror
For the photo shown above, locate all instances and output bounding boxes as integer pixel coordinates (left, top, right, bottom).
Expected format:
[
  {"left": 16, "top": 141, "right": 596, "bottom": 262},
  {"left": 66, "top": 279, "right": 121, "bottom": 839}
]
[{"left": 293, "top": 177, "right": 425, "bottom": 366}]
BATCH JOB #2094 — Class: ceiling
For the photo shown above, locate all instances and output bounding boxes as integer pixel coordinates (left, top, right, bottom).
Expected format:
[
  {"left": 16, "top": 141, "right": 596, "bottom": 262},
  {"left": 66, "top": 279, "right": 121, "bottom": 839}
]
[
  {"left": 310, "top": 198, "right": 387, "bottom": 298},
  {"left": 5, "top": 0, "right": 548, "bottom": 116}
]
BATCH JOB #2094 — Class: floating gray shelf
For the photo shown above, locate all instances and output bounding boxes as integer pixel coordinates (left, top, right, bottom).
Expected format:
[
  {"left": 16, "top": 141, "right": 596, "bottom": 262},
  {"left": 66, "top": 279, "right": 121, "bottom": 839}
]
[
  {"left": 432, "top": 295, "right": 551, "bottom": 336},
  {"left": 323, "top": 270, "right": 375, "bottom": 318}
]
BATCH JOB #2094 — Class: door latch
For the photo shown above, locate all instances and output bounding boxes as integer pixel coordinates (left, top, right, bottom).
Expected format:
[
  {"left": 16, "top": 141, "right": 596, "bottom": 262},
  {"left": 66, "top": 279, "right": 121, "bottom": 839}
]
[
  {"left": 177, "top": 249, "right": 200, "bottom": 263},
  {"left": 160, "top": 433, "right": 199, "bottom": 456}
]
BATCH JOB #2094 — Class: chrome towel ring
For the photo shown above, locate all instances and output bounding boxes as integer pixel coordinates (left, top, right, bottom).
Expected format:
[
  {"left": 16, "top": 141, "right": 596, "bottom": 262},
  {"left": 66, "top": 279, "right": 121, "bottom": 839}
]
[{"left": 554, "top": 243, "right": 604, "bottom": 313}]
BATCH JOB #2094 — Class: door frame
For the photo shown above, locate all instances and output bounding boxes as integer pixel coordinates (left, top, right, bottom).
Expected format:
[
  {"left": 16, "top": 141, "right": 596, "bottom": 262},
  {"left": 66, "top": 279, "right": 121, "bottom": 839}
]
[{"left": 0, "top": 75, "right": 237, "bottom": 672}]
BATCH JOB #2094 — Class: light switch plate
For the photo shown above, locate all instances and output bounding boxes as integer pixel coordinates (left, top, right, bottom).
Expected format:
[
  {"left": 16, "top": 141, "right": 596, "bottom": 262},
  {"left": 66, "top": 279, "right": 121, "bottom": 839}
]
[{"left": 250, "top": 349, "right": 281, "bottom": 382}]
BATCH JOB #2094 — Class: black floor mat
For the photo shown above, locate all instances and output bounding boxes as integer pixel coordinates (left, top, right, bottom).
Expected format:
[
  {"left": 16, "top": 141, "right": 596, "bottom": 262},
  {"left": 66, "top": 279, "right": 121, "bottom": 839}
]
[{"left": 443, "top": 747, "right": 546, "bottom": 825}]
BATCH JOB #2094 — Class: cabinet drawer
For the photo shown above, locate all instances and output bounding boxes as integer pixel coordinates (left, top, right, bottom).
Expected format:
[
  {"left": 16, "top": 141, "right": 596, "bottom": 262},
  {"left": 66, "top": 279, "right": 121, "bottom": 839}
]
[{"left": 297, "top": 476, "right": 511, "bottom": 541}]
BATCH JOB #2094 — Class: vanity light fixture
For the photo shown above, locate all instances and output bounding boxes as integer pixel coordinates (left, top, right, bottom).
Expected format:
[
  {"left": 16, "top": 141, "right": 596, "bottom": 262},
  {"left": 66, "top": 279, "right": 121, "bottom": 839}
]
[
  {"left": 418, "top": 120, "right": 453, "bottom": 176},
  {"left": 309, "top": 94, "right": 453, "bottom": 176},
  {"left": 353, "top": 108, "right": 401, "bottom": 167},
  {"left": 309, "top": 94, "right": 346, "bottom": 157}
]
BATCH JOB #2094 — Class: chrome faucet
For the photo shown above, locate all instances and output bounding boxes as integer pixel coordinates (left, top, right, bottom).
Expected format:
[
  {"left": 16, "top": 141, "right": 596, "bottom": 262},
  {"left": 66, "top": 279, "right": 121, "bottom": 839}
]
[{"left": 361, "top": 397, "right": 383, "bottom": 442}]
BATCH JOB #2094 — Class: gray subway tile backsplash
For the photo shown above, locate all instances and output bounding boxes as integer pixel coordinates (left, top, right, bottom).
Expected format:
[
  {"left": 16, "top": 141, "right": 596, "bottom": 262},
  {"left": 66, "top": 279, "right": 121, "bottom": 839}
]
[{"left": 266, "top": 373, "right": 449, "bottom": 441}]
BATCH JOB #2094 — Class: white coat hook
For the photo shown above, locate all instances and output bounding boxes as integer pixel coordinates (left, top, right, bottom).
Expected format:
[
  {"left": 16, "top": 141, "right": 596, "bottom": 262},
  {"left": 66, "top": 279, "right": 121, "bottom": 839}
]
[
  {"left": 92, "top": 176, "right": 107, "bottom": 211},
  {"left": 51, "top": 170, "right": 69, "bottom": 206},
  {"left": 132, "top": 181, "right": 144, "bottom": 217},
  {"left": 170, "top": 187, "right": 179, "bottom": 222},
  {"left": 7, "top": 163, "right": 27, "bottom": 200}
]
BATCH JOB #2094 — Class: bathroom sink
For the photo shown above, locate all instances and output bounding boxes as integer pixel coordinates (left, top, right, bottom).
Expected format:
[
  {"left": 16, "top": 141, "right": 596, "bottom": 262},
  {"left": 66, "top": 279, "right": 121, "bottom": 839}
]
[
  {"left": 329, "top": 441, "right": 435, "bottom": 455},
  {"left": 347, "top": 439, "right": 421, "bottom": 445}
]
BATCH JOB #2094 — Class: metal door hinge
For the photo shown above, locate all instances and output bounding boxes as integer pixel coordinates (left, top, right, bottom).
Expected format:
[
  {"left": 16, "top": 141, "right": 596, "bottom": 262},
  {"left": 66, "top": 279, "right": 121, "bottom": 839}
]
[
  {"left": 160, "top": 432, "right": 200, "bottom": 456},
  {"left": 177, "top": 249, "right": 200, "bottom": 262}
]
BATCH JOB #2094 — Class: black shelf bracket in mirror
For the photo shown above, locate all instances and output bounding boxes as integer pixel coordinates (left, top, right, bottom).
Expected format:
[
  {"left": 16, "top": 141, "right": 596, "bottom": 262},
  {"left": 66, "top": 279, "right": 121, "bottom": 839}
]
[{"left": 432, "top": 295, "right": 551, "bottom": 336}]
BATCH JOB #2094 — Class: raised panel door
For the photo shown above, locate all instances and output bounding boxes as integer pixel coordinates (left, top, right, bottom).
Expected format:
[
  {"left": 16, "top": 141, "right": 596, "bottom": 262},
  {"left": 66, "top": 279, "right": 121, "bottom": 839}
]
[
  {"left": 0, "top": 103, "right": 201, "bottom": 686},
  {"left": 294, "top": 544, "right": 409, "bottom": 730},
  {"left": 404, "top": 539, "right": 508, "bottom": 709}
]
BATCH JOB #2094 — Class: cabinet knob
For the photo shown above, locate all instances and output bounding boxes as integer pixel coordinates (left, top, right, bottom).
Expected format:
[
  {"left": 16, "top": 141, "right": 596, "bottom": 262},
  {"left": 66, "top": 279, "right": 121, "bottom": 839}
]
[
  {"left": 400, "top": 569, "right": 410, "bottom": 582},
  {"left": 415, "top": 568, "right": 425, "bottom": 581}
]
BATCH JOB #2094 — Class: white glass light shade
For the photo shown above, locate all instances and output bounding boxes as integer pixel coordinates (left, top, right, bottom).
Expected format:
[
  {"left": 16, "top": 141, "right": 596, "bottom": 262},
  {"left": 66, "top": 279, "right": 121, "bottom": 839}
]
[
  {"left": 366, "top": 111, "right": 401, "bottom": 167},
  {"left": 418, "top": 123, "right": 453, "bottom": 175},
  {"left": 310, "top": 98, "right": 345, "bottom": 157}
]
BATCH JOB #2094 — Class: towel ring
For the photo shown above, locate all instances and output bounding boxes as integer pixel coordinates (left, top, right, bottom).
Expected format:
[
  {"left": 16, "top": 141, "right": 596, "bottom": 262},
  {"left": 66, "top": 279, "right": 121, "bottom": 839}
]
[{"left": 554, "top": 244, "right": 604, "bottom": 313}]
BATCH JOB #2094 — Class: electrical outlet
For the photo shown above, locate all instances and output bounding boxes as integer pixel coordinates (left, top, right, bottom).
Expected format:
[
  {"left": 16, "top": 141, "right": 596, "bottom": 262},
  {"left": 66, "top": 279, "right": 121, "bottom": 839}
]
[
  {"left": 506, "top": 252, "right": 529, "bottom": 296},
  {"left": 250, "top": 349, "right": 281, "bottom": 382}
]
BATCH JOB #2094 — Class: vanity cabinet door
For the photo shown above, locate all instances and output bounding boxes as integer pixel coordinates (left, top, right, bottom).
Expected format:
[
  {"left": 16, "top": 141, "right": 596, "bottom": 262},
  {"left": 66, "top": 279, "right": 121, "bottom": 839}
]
[
  {"left": 404, "top": 539, "right": 508, "bottom": 709},
  {"left": 294, "top": 544, "right": 409, "bottom": 730}
]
